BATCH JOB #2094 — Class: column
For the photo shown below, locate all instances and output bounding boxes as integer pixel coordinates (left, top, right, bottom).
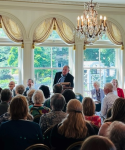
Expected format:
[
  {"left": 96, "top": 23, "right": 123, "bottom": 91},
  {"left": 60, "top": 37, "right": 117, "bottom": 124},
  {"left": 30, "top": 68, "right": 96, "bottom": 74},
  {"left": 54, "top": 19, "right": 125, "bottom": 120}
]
[
  {"left": 22, "top": 40, "right": 34, "bottom": 86},
  {"left": 74, "top": 37, "right": 84, "bottom": 94}
]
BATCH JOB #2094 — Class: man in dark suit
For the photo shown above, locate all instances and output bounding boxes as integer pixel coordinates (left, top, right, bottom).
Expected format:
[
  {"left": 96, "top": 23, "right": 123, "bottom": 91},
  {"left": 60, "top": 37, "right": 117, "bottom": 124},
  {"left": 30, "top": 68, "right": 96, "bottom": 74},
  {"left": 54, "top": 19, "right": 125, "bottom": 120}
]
[
  {"left": 53, "top": 65, "right": 74, "bottom": 88},
  {"left": 24, "top": 79, "right": 34, "bottom": 96}
]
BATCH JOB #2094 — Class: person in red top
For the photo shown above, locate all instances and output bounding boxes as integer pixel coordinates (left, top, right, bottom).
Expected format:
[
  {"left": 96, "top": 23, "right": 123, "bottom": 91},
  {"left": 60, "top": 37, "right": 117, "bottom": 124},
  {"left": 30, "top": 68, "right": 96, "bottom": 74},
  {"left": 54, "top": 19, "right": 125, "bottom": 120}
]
[
  {"left": 111, "top": 79, "right": 124, "bottom": 98},
  {"left": 82, "top": 97, "right": 101, "bottom": 127}
]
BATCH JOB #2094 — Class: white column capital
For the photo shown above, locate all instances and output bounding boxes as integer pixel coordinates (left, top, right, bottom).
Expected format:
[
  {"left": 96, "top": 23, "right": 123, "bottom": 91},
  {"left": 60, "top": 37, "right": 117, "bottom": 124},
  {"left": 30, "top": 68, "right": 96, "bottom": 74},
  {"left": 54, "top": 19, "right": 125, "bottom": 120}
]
[{"left": 74, "top": 36, "right": 84, "bottom": 45}]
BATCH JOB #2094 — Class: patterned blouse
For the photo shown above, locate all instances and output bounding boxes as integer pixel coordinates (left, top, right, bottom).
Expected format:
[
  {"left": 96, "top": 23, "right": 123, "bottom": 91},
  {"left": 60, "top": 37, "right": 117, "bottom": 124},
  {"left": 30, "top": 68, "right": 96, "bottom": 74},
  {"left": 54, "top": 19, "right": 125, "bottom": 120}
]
[
  {"left": 30, "top": 106, "right": 51, "bottom": 117},
  {"left": 39, "top": 110, "right": 67, "bottom": 133},
  {"left": 85, "top": 115, "right": 101, "bottom": 127}
]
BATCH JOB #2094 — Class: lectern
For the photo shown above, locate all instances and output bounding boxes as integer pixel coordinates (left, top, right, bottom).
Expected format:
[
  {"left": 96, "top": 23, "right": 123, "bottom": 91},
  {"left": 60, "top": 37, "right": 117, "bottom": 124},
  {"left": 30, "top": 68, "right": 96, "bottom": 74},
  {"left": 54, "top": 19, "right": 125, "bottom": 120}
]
[{"left": 60, "top": 82, "right": 73, "bottom": 91}]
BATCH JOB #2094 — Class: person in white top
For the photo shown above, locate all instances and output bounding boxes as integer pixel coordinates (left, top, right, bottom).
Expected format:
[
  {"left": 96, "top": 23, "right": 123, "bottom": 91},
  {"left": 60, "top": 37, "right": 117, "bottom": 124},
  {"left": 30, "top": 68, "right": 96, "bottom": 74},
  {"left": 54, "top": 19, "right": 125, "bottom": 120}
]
[{"left": 101, "top": 83, "right": 119, "bottom": 118}]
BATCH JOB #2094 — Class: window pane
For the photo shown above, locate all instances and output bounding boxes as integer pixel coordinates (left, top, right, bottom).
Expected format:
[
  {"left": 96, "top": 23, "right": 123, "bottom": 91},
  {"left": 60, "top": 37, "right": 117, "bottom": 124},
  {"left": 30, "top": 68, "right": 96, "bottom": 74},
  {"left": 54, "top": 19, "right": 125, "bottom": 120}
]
[
  {"left": 0, "top": 69, "right": 19, "bottom": 88},
  {"left": 84, "top": 68, "right": 116, "bottom": 97},
  {"left": 0, "top": 46, "right": 18, "bottom": 67},
  {"left": 0, "top": 28, "right": 7, "bottom": 38},
  {"left": 52, "top": 47, "right": 69, "bottom": 67},
  {"left": 34, "top": 69, "right": 51, "bottom": 90},
  {"left": 84, "top": 49, "right": 99, "bottom": 67},
  {"left": 100, "top": 48, "right": 116, "bottom": 67},
  {"left": 34, "top": 47, "right": 51, "bottom": 67},
  {"left": 48, "top": 30, "right": 61, "bottom": 40}
]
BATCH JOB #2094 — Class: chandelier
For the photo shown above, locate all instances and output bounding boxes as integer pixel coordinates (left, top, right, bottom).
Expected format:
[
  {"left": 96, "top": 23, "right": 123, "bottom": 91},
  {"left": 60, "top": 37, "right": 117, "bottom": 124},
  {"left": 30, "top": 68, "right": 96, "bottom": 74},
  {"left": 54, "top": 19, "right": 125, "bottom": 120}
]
[{"left": 73, "top": 0, "right": 107, "bottom": 44}]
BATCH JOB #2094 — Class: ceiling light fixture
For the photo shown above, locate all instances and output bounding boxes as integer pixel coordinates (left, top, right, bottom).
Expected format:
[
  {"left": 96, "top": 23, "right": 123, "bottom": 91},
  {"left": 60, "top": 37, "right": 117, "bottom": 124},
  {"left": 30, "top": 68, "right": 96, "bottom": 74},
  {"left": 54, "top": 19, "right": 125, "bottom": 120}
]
[{"left": 73, "top": 0, "right": 107, "bottom": 44}]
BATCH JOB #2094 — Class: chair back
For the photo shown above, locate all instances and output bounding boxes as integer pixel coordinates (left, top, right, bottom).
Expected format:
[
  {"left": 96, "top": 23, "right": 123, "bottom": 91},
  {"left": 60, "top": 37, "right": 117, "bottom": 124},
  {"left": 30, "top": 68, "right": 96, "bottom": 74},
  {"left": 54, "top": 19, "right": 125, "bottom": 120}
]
[
  {"left": 25, "top": 144, "right": 50, "bottom": 150},
  {"left": 43, "top": 125, "right": 56, "bottom": 148},
  {"left": 33, "top": 114, "right": 41, "bottom": 124},
  {"left": 66, "top": 141, "right": 83, "bottom": 150},
  {"left": 91, "top": 124, "right": 100, "bottom": 135},
  {"left": 75, "top": 93, "right": 83, "bottom": 103}
]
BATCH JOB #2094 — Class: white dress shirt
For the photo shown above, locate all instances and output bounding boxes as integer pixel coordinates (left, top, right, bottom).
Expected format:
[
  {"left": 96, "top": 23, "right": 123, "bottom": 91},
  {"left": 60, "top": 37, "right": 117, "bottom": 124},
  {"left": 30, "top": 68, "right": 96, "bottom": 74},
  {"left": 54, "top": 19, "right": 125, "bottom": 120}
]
[{"left": 101, "top": 92, "right": 119, "bottom": 117}]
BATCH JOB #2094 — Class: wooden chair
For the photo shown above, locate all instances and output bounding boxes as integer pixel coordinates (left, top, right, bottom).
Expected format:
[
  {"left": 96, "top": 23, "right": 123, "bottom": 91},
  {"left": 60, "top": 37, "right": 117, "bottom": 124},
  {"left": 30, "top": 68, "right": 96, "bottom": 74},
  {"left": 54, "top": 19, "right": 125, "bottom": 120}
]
[
  {"left": 43, "top": 125, "right": 56, "bottom": 148},
  {"left": 66, "top": 141, "right": 83, "bottom": 150},
  {"left": 25, "top": 144, "right": 50, "bottom": 150},
  {"left": 91, "top": 124, "right": 100, "bottom": 135}
]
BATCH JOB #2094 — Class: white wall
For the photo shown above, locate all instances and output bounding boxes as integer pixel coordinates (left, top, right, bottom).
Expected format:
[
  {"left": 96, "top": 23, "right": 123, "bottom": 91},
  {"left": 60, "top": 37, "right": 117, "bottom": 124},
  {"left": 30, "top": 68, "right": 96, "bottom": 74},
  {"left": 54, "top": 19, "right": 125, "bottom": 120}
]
[{"left": 0, "top": 1, "right": 125, "bottom": 91}]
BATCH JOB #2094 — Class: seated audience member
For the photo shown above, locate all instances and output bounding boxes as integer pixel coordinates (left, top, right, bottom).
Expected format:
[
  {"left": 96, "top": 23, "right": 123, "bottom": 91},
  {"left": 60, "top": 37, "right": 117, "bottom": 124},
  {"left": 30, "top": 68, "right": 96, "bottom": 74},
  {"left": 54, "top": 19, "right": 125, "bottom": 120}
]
[
  {"left": 15, "top": 84, "right": 25, "bottom": 95},
  {"left": 111, "top": 79, "right": 124, "bottom": 98},
  {"left": 106, "top": 108, "right": 112, "bottom": 119},
  {"left": 108, "top": 121, "right": 125, "bottom": 150},
  {"left": 44, "top": 84, "right": 63, "bottom": 108},
  {"left": 0, "top": 89, "right": 12, "bottom": 116},
  {"left": 82, "top": 97, "right": 101, "bottom": 127},
  {"left": 8, "top": 81, "right": 16, "bottom": 97},
  {"left": 30, "top": 90, "right": 50, "bottom": 117},
  {"left": 0, "top": 111, "right": 33, "bottom": 125},
  {"left": 0, "top": 95, "right": 43, "bottom": 150},
  {"left": 80, "top": 135, "right": 116, "bottom": 150},
  {"left": 91, "top": 81, "right": 105, "bottom": 103},
  {"left": 27, "top": 89, "right": 36, "bottom": 105},
  {"left": 62, "top": 89, "right": 76, "bottom": 112},
  {"left": 50, "top": 99, "right": 95, "bottom": 150},
  {"left": 99, "top": 98, "right": 125, "bottom": 136},
  {"left": 0, "top": 87, "right": 2, "bottom": 102},
  {"left": 24, "top": 79, "right": 34, "bottom": 96},
  {"left": 39, "top": 85, "right": 50, "bottom": 99},
  {"left": 39, "top": 93, "right": 67, "bottom": 133},
  {"left": 101, "top": 83, "right": 119, "bottom": 118}
]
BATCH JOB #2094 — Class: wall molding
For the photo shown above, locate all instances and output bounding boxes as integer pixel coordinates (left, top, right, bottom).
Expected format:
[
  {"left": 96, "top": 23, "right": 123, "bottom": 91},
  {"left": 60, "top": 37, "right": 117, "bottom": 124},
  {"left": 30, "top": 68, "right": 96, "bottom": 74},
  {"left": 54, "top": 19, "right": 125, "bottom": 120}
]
[{"left": 0, "top": 1, "right": 125, "bottom": 14}]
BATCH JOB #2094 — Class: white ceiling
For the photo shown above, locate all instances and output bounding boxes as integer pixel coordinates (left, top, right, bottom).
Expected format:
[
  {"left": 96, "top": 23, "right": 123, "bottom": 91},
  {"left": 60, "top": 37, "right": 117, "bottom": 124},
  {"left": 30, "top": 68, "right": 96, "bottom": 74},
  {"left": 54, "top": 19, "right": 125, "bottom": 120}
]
[{"left": 59, "top": 0, "right": 125, "bottom": 4}]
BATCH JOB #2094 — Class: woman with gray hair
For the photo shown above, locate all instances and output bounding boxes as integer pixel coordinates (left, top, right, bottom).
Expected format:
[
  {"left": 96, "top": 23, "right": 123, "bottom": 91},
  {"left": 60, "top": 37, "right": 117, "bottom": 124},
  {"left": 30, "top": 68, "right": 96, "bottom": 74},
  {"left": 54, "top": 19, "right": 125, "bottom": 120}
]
[
  {"left": 30, "top": 90, "right": 50, "bottom": 117},
  {"left": 91, "top": 81, "right": 105, "bottom": 103}
]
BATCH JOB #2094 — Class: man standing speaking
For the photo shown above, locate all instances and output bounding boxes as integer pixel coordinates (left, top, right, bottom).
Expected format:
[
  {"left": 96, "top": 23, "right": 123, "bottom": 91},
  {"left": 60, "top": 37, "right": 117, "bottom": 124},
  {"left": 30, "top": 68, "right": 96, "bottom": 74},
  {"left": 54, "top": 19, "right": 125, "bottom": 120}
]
[{"left": 53, "top": 65, "right": 74, "bottom": 88}]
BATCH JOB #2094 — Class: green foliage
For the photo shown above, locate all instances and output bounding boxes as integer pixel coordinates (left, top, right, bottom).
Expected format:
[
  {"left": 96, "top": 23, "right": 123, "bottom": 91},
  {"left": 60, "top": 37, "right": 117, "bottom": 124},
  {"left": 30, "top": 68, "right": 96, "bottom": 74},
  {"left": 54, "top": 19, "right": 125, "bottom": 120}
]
[
  {"left": 84, "top": 49, "right": 99, "bottom": 61},
  {"left": 0, "top": 79, "right": 14, "bottom": 88},
  {"left": 100, "top": 48, "right": 115, "bottom": 67},
  {"left": 84, "top": 48, "right": 115, "bottom": 67},
  {"left": 8, "top": 47, "right": 18, "bottom": 67}
]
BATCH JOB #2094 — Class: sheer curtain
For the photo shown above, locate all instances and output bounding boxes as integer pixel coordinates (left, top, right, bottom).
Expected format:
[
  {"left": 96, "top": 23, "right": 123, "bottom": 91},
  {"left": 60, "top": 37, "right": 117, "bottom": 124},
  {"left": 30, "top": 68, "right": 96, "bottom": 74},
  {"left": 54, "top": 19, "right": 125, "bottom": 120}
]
[
  {"left": 106, "top": 20, "right": 123, "bottom": 49},
  {"left": 33, "top": 17, "right": 75, "bottom": 45},
  {"left": 0, "top": 15, "right": 23, "bottom": 43}
]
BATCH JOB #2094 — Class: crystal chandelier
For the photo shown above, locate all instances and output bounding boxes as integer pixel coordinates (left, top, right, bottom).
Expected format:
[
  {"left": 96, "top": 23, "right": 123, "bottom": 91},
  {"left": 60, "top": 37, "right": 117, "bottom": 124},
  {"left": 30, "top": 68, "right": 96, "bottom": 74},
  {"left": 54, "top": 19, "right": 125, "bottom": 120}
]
[{"left": 73, "top": 0, "right": 107, "bottom": 44}]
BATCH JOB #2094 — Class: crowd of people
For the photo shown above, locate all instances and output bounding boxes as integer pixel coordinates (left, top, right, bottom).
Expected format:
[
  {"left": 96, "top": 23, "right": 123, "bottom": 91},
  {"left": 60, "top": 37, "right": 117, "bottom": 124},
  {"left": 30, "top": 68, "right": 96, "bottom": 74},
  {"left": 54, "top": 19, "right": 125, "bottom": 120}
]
[{"left": 0, "top": 77, "right": 124, "bottom": 150}]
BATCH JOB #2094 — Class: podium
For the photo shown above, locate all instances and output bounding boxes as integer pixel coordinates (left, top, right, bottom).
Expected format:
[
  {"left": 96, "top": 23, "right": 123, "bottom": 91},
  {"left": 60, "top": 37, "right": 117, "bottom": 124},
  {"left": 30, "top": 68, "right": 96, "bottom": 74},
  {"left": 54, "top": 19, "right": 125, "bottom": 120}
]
[{"left": 60, "top": 82, "right": 73, "bottom": 91}]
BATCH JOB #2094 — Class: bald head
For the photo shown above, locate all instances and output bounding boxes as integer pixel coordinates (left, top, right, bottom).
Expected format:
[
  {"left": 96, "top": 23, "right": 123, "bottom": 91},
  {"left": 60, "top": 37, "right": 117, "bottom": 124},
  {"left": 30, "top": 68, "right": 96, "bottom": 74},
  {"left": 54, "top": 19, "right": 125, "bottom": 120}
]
[
  {"left": 104, "top": 83, "right": 113, "bottom": 95},
  {"left": 9, "top": 81, "right": 15, "bottom": 90},
  {"left": 62, "top": 65, "right": 69, "bottom": 76}
]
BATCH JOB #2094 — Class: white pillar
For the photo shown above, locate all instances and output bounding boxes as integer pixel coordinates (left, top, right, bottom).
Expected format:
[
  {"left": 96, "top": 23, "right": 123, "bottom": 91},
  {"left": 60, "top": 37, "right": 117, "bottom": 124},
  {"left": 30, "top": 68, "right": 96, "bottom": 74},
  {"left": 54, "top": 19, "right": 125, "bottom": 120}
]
[
  {"left": 74, "top": 38, "right": 84, "bottom": 94},
  {"left": 122, "top": 46, "right": 125, "bottom": 89},
  {"left": 22, "top": 40, "right": 34, "bottom": 86}
]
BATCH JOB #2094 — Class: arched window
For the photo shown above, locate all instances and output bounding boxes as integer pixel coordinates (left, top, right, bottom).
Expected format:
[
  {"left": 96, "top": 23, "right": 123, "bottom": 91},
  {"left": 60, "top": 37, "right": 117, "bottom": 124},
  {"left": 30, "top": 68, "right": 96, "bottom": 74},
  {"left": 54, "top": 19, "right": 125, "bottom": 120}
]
[
  {"left": 0, "top": 28, "right": 21, "bottom": 88},
  {"left": 33, "top": 30, "right": 71, "bottom": 91},
  {"left": 83, "top": 35, "right": 119, "bottom": 96}
]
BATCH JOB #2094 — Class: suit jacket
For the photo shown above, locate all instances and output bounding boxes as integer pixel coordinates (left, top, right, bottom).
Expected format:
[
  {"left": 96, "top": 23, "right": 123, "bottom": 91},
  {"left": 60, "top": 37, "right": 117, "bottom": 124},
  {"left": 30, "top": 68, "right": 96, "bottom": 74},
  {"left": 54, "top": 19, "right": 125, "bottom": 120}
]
[
  {"left": 24, "top": 87, "right": 29, "bottom": 96},
  {"left": 117, "top": 87, "right": 124, "bottom": 98},
  {"left": 53, "top": 72, "right": 74, "bottom": 88},
  {"left": 91, "top": 88, "right": 105, "bottom": 103}
]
